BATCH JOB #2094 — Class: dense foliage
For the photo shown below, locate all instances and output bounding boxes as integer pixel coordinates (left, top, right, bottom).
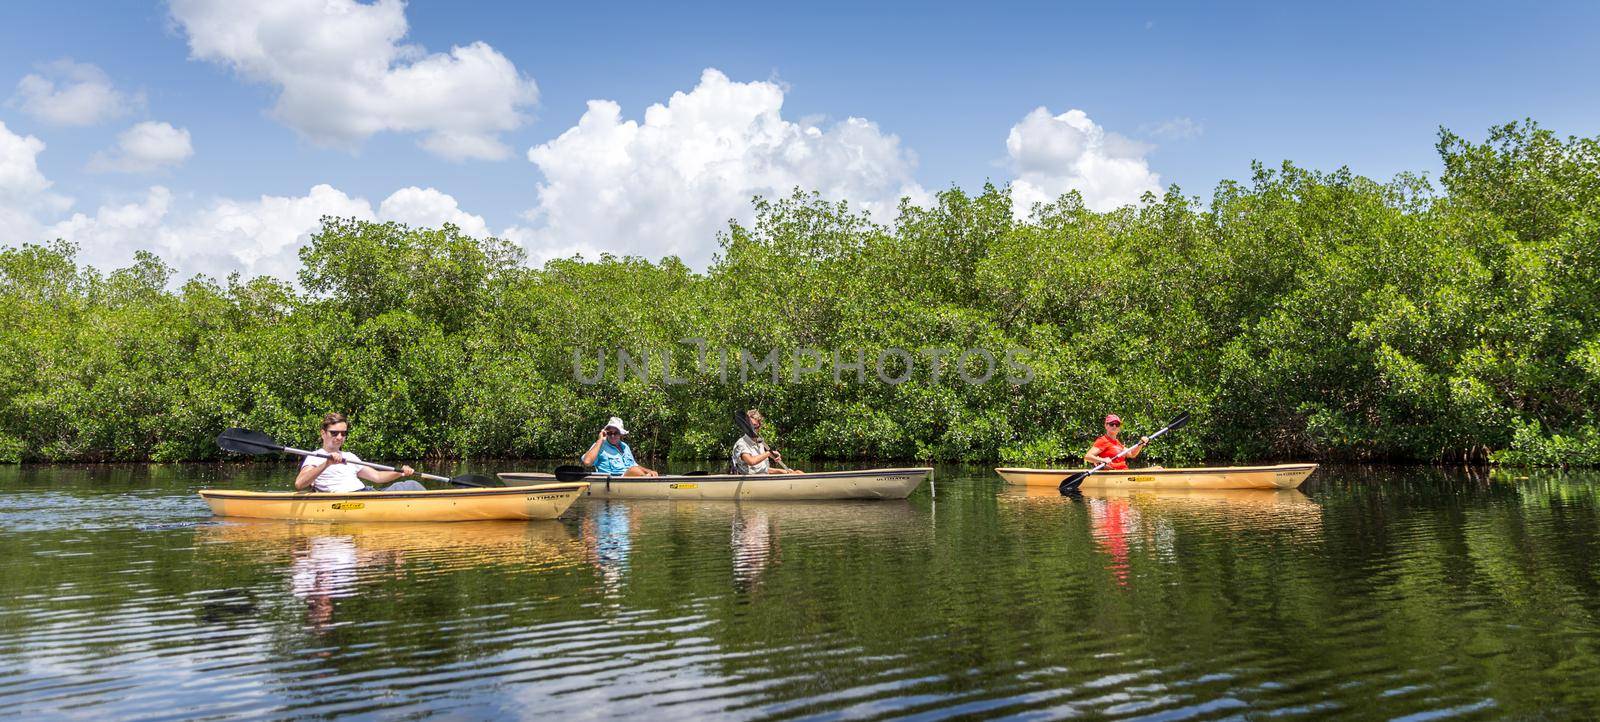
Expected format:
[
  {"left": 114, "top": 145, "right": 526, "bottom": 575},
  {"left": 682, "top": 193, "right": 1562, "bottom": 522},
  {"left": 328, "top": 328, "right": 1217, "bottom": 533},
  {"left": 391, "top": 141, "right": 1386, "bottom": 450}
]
[{"left": 2, "top": 122, "right": 1597, "bottom": 465}]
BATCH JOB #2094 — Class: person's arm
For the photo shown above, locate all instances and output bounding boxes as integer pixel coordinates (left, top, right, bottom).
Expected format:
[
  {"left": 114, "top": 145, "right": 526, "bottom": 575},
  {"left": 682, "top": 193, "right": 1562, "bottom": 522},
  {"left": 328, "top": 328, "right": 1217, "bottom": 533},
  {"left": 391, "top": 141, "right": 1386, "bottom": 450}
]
[
  {"left": 581, "top": 430, "right": 606, "bottom": 466},
  {"left": 294, "top": 452, "right": 341, "bottom": 490},
  {"left": 1084, "top": 445, "right": 1108, "bottom": 466},
  {"left": 739, "top": 440, "right": 775, "bottom": 465},
  {"left": 357, "top": 464, "right": 416, "bottom": 485},
  {"left": 1127, "top": 436, "right": 1150, "bottom": 459}
]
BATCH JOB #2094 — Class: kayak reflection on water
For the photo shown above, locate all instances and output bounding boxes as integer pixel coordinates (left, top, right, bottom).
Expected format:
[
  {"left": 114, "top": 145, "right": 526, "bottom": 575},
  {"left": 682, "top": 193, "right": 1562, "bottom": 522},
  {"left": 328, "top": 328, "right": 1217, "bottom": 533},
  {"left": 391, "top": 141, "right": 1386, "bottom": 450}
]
[
  {"left": 582, "top": 501, "right": 637, "bottom": 594},
  {"left": 203, "top": 520, "right": 586, "bottom": 634},
  {"left": 1000, "top": 486, "right": 1323, "bottom": 589},
  {"left": 289, "top": 535, "right": 364, "bottom": 634},
  {"left": 732, "top": 507, "right": 776, "bottom": 591},
  {"left": 1089, "top": 497, "right": 1133, "bottom": 587}
]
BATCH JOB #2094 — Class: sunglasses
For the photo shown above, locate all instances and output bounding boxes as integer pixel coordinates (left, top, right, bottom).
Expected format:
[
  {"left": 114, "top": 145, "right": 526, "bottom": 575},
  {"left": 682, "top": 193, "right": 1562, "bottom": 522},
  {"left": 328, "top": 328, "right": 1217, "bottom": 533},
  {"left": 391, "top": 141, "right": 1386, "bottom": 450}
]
[
  {"left": 604, "top": 429, "right": 621, "bottom": 435},
  {"left": 325, "top": 428, "right": 350, "bottom": 437},
  {"left": 1106, "top": 422, "right": 1121, "bottom": 427}
]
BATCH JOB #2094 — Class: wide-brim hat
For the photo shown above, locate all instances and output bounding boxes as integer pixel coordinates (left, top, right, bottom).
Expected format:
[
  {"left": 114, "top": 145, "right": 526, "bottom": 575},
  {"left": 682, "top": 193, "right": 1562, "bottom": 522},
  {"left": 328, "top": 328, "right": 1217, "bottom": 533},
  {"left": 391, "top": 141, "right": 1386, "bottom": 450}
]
[{"left": 605, "top": 416, "right": 629, "bottom": 435}]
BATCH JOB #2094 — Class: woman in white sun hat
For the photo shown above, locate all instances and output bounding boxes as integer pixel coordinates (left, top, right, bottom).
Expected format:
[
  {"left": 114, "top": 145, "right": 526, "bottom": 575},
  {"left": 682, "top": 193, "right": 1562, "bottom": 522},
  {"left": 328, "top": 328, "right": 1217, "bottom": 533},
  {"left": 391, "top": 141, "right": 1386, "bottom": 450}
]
[{"left": 581, "top": 416, "right": 659, "bottom": 477}]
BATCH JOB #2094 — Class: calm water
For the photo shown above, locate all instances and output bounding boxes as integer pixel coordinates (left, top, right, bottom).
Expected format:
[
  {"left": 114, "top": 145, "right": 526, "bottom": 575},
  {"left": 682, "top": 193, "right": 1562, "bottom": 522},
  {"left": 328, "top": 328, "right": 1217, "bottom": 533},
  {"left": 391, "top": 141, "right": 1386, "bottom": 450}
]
[{"left": 1, "top": 463, "right": 1598, "bottom": 720}]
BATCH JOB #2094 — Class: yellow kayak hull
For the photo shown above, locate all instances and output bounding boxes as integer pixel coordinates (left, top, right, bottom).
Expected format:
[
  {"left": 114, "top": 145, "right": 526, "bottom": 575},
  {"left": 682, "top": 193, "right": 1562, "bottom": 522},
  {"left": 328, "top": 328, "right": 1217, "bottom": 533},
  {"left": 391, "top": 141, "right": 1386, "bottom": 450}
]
[
  {"left": 198, "top": 482, "right": 589, "bottom": 522},
  {"left": 994, "top": 463, "right": 1317, "bottom": 490}
]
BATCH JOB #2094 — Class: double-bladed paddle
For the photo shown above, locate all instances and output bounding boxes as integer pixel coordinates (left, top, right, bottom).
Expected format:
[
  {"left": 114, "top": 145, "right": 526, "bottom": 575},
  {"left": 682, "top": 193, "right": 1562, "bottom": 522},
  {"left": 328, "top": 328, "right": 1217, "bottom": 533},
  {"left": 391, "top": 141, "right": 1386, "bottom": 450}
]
[
  {"left": 216, "top": 428, "right": 500, "bottom": 488},
  {"left": 1058, "top": 411, "right": 1190, "bottom": 494}
]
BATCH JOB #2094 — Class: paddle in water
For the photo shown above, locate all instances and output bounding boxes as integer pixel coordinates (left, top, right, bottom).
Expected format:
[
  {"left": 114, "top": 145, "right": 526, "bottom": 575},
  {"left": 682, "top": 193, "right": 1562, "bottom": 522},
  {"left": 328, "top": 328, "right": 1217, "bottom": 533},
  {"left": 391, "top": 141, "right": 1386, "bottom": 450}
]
[
  {"left": 1059, "top": 411, "right": 1190, "bottom": 494},
  {"left": 216, "top": 428, "right": 500, "bottom": 488}
]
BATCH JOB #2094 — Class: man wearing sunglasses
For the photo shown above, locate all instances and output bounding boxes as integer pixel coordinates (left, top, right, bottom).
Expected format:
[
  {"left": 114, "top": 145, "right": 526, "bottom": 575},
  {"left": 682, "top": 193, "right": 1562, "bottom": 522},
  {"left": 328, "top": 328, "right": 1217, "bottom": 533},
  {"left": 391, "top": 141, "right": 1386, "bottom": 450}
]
[
  {"left": 1084, "top": 414, "right": 1150, "bottom": 471},
  {"left": 581, "top": 416, "right": 658, "bottom": 477},
  {"left": 293, "top": 412, "right": 423, "bottom": 492}
]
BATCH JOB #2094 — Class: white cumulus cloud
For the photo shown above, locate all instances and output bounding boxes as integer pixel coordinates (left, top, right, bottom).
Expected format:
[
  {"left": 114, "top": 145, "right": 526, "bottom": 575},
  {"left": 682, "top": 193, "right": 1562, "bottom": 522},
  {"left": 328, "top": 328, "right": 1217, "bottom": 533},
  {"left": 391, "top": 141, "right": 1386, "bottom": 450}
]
[
  {"left": 168, "top": 0, "right": 537, "bottom": 161},
  {"left": 378, "top": 186, "right": 490, "bottom": 238},
  {"left": 8, "top": 59, "right": 141, "bottom": 127},
  {"left": 0, "top": 123, "right": 54, "bottom": 198},
  {"left": 42, "top": 183, "right": 503, "bottom": 281},
  {"left": 521, "top": 68, "right": 927, "bottom": 268},
  {"left": 89, "top": 121, "right": 195, "bottom": 173},
  {"left": 0, "top": 121, "right": 74, "bottom": 243},
  {"left": 1006, "top": 107, "right": 1162, "bottom": 216},
  {"left": 3, "top": 117, "right": 504, "bottom": 280},
  {"left": 47, "top": 184, "right": 374, "bottom": 280}
]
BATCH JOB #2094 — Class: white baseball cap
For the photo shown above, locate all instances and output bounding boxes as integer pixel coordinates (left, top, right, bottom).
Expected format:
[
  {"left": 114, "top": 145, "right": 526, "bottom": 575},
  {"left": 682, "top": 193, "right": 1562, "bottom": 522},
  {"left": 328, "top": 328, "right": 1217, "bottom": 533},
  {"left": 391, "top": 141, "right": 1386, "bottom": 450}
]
[{"left": 604, "top": 416, "right": 629, "bottom": 435}]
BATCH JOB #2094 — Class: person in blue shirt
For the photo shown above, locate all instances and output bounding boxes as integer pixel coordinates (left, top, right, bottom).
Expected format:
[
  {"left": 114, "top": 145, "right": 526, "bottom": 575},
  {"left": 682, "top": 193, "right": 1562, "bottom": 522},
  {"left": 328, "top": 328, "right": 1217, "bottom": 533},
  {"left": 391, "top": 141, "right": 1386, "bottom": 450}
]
[{"left": 580, "top": 416, "right": 659, "bottom": 477}]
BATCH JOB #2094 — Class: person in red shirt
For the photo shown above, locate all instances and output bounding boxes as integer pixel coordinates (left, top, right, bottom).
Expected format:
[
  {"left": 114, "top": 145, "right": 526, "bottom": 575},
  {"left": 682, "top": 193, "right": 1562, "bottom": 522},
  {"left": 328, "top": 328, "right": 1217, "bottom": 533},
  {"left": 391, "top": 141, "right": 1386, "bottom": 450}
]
[{"left": 1085, "top": 414, "right": 1149, "bottom": 470}]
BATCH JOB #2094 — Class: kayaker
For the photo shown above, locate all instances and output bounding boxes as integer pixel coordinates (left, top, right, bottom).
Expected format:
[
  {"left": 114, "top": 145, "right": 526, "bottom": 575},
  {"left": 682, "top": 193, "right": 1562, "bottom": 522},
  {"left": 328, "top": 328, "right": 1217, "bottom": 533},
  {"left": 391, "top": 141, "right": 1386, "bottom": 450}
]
[
  {"left": 293, "top": 413, "right": 425, "bottom": 492},
  {"left": 581, "top": 416, "right": 659, "bottom": 477},
  {"left": 1084, "top": 414, "right": 1150, "bottom": 470},
  {"left": 733, "top": 409, "right": 805, "bottom": 474}
]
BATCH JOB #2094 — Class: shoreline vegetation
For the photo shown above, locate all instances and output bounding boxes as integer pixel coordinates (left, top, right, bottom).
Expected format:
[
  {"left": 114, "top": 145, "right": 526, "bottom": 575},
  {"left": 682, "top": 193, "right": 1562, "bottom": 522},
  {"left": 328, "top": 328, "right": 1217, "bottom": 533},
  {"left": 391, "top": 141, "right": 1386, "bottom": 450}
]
[{"left": 3, "top": 122, "right": 1598, "bottom": 467}]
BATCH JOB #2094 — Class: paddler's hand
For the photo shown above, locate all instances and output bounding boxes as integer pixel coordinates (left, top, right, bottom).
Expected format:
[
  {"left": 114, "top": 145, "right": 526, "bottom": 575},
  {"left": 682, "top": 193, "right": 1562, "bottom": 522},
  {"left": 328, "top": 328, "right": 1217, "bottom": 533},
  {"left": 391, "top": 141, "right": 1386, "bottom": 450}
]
[
  {"left": 400, "top": 465, "right": 415, "bottom": 477},
  {"left": 1139, "top": 436, "right": 1150, "bottom": 446},
  {"left": 327, "top": 452, "right": 345, "bottom": 465}
]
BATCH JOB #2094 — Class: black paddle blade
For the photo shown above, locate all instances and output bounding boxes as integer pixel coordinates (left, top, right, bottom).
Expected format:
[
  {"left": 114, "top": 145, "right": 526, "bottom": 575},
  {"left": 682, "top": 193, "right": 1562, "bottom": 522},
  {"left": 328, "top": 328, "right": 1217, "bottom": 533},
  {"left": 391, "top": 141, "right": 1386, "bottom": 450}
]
[
  {"left": 553, "top": 464, "right": 593, "bottom": 482},
  {"left": 447, "top": 474, "right": 500, "bottom": 488},
  {"left": 1058, "top": 470, "right": 1091, "bottom": 494},
  {"left": 733, "top": 408, "right": 758, "bottom": 439},
  {"left": 217, "top": 428, "right": 283, "bottom": 456},
  {"left": 1166, "top": 411, "right": 1191, "bottom": 431}
]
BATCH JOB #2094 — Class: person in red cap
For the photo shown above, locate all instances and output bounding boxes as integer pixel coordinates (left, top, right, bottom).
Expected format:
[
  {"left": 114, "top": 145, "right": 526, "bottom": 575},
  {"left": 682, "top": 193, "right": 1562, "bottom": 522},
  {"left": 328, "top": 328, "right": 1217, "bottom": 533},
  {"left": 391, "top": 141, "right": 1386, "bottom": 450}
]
[{"left": 1084, "top": 414, "right": 1149, "bottom": 470}]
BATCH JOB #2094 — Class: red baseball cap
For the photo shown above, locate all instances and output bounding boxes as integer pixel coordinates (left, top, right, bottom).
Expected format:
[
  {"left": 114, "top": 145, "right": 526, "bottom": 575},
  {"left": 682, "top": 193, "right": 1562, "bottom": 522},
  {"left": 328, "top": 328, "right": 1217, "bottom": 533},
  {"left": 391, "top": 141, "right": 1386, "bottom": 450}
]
[{"left": 1104, "top": 414, "right": 1122, "bottom": 424}]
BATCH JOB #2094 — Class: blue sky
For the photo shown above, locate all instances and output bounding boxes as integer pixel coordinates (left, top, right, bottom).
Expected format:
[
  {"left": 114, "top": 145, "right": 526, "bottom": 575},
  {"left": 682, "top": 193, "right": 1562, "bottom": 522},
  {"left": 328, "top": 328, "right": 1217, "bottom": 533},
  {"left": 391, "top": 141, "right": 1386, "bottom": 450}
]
[{"left": 2, "top": 1, "right": 1597, "bottom": 279}]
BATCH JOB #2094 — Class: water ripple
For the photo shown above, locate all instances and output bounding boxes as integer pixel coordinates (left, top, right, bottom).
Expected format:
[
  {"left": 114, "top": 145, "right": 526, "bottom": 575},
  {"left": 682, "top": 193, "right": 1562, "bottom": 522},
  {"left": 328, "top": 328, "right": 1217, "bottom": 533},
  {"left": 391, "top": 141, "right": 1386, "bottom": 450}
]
[{"left": 2, "top": 466, "right": 1600, "bottom": 718}]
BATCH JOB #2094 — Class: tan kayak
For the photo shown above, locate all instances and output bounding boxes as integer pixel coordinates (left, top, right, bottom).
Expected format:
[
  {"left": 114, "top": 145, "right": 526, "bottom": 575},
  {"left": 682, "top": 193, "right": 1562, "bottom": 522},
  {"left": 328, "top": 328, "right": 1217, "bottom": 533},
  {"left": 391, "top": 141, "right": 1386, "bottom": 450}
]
[
  {"left": 994, "top": 463, "right": 1317, "bottom": 490},
  {"left": 198, "top": 482, "right": 589, "bottom": 522},
  {"left": 496, "top": 468, "right": 931, "bottom": 500}
]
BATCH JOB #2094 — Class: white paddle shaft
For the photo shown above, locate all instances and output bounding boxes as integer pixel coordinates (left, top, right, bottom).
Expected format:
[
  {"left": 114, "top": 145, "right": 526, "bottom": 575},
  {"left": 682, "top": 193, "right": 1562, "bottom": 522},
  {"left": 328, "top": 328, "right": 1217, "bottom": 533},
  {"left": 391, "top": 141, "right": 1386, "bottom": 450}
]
[{"left": 282, "top": 445, "right": 447, "bottom": 482}]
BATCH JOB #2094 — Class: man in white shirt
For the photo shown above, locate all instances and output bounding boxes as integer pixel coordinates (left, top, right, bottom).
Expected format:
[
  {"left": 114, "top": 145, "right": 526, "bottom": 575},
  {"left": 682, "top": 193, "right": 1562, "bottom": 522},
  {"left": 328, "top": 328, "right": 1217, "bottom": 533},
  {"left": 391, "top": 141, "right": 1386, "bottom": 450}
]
[
  {"left": 732, "top": 409, "right": 805, "bottom": 475},
  {"left": 293, "top": 413, "right": 423, "bottom": 492}
]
